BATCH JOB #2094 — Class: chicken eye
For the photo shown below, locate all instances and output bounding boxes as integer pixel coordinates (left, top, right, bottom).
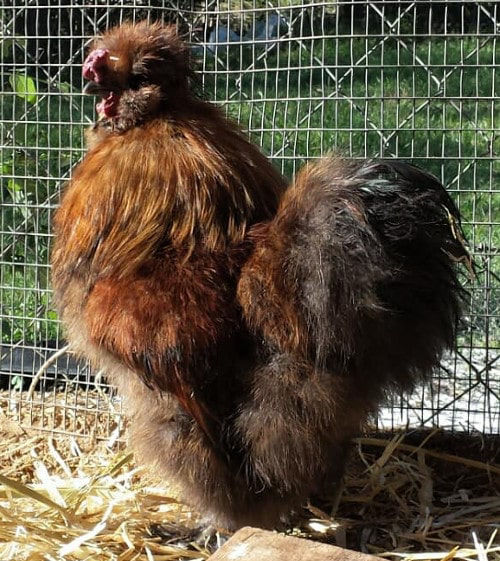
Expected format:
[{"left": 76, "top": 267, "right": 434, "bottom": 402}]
[{"left": 129, "top": 72, "right": 147, "bottom": 90}]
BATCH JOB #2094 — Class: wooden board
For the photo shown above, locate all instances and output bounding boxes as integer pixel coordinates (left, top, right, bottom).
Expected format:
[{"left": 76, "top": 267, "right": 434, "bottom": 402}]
[{"left": 208, "top": 527, "right": 385, "bottom": 561}]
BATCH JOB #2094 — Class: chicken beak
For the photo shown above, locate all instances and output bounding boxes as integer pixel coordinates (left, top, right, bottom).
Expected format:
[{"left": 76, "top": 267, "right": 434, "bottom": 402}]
[{"left": 83, "top": 81, "right": 104, "bottom": 95}]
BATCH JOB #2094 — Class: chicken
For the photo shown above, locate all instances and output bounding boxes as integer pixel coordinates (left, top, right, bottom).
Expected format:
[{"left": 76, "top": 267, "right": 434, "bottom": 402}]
[{"left": 51, "top": 21, "right": 470, "bottom": 530}]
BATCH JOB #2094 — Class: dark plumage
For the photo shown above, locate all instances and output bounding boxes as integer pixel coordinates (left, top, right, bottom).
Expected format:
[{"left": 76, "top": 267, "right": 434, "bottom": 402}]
[{"left": 51, "top": 21, "right": 470, "bottom": 530}]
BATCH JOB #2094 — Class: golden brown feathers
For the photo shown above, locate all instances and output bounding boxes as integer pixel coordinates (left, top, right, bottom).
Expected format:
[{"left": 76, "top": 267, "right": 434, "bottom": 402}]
[
  {"left": 52, "top": 111, "right": 285, "bottom": 286},
  {"left": 52, "top": 21, "right": 468, "bottom": 530},
  {"left": 52, "top": 21, "right": 285, "bottom": 456}
]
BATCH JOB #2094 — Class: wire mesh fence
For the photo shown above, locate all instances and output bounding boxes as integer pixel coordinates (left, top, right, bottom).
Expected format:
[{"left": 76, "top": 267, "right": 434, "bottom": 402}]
[{"left": 0, "top": 1, "right": 498, "bottom": 438}]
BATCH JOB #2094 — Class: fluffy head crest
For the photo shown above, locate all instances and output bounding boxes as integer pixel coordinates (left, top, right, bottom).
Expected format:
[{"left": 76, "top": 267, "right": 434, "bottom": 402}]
[{"left": 83, "top": 21, "right": 192, "bottom": 123}]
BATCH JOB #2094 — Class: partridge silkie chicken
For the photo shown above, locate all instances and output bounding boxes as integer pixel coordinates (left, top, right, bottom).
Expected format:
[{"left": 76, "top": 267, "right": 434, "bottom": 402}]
[{"left": 52, "top": 21, "right": 470, "bottom": 529}]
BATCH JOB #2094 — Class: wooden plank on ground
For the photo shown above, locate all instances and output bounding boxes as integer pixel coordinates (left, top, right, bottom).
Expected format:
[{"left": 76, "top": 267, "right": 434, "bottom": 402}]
[{"left": 208, "top": 527, "right": 385, "bottom": 561}]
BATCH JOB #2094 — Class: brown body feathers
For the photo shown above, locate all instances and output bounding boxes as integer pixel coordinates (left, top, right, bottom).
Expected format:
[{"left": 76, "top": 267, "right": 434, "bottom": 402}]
[{"left": 52, "top": 21, "right": 469, "bottom": 529}]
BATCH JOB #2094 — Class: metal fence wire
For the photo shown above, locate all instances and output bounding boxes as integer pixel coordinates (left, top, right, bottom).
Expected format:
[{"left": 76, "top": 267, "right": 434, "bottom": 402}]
[{"left": 0, "top": 1, "right": 498, "bottom": 439}]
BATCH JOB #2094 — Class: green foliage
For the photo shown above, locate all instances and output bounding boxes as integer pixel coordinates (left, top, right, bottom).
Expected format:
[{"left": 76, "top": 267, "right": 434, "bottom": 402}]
[
  {"left": 9, "top": 74, "right": 37, "bottom": 103},
  {"left": 1, "top": 69, "right": 92, "bottom": 344}
]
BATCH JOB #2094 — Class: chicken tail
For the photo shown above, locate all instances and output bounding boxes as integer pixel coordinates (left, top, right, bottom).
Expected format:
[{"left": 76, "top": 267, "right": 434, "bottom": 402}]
[{"left": 238, "top": 156, "right": 471, "bottom": 392}]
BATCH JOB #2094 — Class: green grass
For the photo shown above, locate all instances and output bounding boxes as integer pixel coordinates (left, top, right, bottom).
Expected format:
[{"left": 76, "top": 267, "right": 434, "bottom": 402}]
[
  {"left": 1, "top": 81, "right": 92, "bottom": 344},
  {"left": 1, "top": 35, "right": 498, "bottom": 346},
  {"left": 203, "top": 38, "right": 499, "bottom": 259}
]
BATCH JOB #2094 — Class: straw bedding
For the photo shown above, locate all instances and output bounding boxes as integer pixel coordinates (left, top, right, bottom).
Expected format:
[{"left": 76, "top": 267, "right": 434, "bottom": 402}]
[{"left": 0, "top": 390, "right": 498, "bottom": 561}]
